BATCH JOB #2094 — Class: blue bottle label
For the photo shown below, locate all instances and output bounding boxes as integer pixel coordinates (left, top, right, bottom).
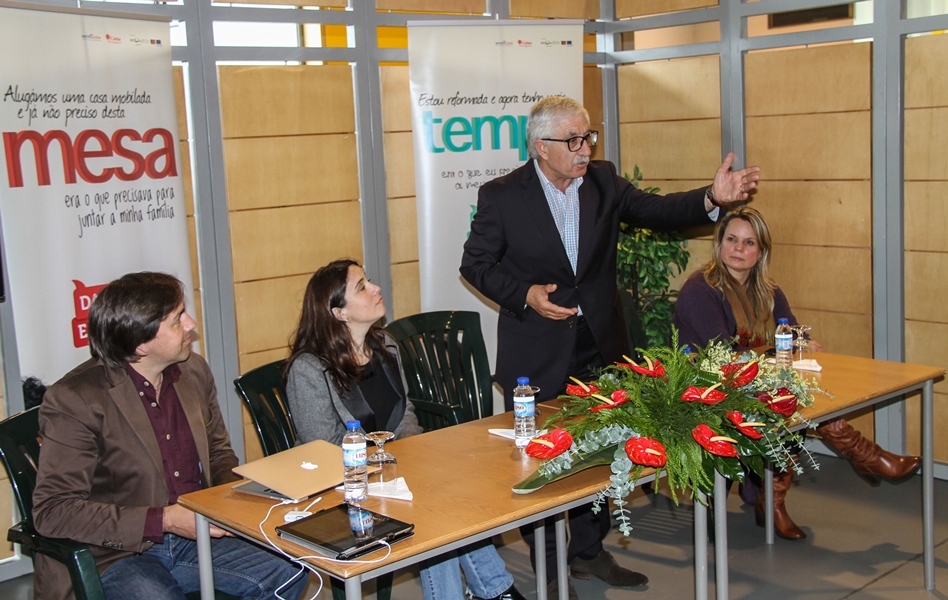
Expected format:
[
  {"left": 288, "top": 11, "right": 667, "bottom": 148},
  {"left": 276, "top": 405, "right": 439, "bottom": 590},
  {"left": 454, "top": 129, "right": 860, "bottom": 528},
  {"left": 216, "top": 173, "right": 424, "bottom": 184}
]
[
  {"left": 775, "top": 333, "right": 793, "bottom": 352},
  {"left": 514, "top": 395, "right": 535, "bottom": 417},
  {"left": 342, "top": 442, "right": 366, "bottom": 467}
]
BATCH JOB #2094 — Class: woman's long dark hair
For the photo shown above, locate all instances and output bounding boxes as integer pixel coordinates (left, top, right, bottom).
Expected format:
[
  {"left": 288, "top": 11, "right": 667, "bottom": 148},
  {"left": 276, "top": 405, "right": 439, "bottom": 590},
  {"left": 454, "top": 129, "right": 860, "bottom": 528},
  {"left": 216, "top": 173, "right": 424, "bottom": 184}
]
[{"left": 285, "top": 259, "right": 390, "bottom": 391}]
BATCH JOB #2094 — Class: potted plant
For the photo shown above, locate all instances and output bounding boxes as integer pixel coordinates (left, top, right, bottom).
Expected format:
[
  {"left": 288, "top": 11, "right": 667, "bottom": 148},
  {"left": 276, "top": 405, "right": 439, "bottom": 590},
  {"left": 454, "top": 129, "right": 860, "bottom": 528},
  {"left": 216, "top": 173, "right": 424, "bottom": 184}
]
[{"left": 617, "top": 166, "right": 691, "bottom": 349}]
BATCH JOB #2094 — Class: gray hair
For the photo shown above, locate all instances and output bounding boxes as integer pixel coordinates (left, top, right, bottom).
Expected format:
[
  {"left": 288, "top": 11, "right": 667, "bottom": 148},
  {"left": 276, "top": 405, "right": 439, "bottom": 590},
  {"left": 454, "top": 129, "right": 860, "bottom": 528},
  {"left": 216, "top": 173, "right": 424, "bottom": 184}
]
[{"left": 526, "top": 96, "right": 590, "bottom": 160}]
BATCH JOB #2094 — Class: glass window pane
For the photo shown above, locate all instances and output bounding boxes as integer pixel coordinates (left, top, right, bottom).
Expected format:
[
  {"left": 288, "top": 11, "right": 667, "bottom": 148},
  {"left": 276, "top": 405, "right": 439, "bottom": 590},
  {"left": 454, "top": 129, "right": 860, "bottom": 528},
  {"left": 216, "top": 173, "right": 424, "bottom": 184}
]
[{"left": 213, "top": 21, "right": 300, "bottom": 47}]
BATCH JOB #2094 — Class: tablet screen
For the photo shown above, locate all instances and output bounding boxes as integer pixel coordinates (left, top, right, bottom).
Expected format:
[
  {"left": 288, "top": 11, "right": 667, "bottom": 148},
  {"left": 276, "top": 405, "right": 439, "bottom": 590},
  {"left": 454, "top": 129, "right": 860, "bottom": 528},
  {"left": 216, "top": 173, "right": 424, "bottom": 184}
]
[{"left": 276, "top": 503, "right": 413, "bottom": 559}]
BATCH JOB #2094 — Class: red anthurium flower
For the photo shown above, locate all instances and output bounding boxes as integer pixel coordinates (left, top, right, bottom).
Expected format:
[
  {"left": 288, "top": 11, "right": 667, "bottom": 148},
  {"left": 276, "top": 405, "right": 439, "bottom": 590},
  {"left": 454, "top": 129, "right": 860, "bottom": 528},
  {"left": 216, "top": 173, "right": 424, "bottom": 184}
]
[
  {"left": 725, "top": 410, "right": 764, "bottom": 440},
  {"left": 589, "top": 389, "right": 630, "bottom": 412},
  {"left": 720, "top": 361, "right": 759, "bottom": 387},
  {"left": 755, "top": 388, "right": 797, "bottom": 418},
  {"left": 618, "top": 354, "right": 666, "bottom": 377},
  {"left": 681, "top": 382, "right": 727, "bottom": 405},
  {"left": 565, "top": 376, "right": 599, "bottom": 397},
  {"left": 524, "top": 429, "right": 574, "bottom": 460},
  {"left": 625, "top": 437, "right": 667, "bottom": 467},
  {"left": 692, "top": 424, "right": 739, "bottom": 457}
]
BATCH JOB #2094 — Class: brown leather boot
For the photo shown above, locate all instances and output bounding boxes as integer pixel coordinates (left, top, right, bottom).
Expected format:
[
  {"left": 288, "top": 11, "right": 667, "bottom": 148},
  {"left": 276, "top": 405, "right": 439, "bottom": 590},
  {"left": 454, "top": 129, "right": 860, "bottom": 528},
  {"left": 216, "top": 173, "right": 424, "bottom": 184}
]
[
  {"left": 816, "top": 417, "right": 920, "bottom": 482},
  {"left": 755, "top": 468, "right": 806, "bottom": 540}
]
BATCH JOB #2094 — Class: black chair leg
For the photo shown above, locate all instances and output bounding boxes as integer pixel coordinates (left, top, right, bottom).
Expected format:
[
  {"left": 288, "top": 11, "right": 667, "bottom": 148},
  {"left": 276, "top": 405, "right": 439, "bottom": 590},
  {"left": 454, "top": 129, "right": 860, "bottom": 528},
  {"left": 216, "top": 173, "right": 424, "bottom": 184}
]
[{"left": 331, "top": 573, "right": 394, "bottom": 599}]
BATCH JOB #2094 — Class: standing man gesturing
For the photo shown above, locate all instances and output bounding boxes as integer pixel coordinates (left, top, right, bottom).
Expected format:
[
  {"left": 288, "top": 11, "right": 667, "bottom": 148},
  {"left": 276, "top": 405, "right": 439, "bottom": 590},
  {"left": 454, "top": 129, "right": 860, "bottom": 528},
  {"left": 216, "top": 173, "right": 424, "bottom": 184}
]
[{"left": 460, "top": 95, "right": 759, "bottom": 598}]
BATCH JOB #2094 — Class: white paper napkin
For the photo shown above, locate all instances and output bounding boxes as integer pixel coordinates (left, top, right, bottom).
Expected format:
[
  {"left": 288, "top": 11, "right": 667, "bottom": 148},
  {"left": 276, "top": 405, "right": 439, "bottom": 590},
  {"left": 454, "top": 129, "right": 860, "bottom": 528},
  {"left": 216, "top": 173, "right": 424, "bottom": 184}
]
[
  {"left": 765, "top": 357, "right": 822, "bottom": 372},
  {"left": 367, "top": 477, "right": 413, "bottom": 501},
  {"left": 792, "top": 358, "right": 822, "bottom": 372},
  {"left": 487, "top": 428, "right": 548, "bottom": 440}
]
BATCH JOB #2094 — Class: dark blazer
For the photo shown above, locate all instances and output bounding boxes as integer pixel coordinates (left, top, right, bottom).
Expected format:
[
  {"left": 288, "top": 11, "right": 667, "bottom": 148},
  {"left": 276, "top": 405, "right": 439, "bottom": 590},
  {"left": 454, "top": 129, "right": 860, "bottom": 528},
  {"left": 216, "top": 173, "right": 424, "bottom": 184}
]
[
  {"left": 460, "top": 159, "right": 710, "bottom": 407},
  {"left": 32, "top": 353, "right": 239, "bottom": 600}
]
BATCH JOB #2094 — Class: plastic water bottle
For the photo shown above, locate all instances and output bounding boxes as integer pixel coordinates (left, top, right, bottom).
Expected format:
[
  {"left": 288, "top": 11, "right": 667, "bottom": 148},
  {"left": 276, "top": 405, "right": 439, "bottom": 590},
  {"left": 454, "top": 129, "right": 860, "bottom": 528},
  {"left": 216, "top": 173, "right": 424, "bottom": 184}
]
[
  {"left": 342, "top": 420, "right": 368, "bottom": 503},
  {"left": 513, "top": 377, "right": 536, "bottom": 448},
  {"left": 775, "top": 318, "right": 794, "bottom": 371}
]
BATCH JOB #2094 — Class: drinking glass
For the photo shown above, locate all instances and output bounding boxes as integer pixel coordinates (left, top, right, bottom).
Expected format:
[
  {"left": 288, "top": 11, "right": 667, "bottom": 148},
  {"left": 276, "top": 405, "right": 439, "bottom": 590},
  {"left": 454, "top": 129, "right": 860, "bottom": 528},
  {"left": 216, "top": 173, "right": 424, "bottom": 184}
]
[
  {"left": 365, "top": 431, "right": 397, "bottom": 492},
  {"left": 791, "top": 325, "right": 811, "bottom": 362}
]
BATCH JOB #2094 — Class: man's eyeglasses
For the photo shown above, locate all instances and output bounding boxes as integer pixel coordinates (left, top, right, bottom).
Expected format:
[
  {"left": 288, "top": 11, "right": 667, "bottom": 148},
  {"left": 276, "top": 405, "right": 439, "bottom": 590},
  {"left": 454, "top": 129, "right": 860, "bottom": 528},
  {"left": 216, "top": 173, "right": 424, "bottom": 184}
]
[{"left": 541, "top": 130, "right": 598, "bottom": 152}]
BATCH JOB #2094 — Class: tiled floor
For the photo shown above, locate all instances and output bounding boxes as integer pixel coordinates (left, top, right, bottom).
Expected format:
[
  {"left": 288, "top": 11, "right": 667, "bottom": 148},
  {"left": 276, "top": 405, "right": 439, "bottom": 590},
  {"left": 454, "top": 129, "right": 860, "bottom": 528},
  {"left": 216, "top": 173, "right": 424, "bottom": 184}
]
[{"left": 3, "top": 454, "right": 946, "bottom": 599}]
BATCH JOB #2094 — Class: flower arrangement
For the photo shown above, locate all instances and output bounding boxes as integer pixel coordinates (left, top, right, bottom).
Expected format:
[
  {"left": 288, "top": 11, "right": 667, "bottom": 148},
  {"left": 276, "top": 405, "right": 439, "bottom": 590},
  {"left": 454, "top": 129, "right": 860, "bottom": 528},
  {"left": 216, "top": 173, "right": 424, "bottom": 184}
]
[{"left": 513, "top": 332, "right": 826, "bottom": 535}]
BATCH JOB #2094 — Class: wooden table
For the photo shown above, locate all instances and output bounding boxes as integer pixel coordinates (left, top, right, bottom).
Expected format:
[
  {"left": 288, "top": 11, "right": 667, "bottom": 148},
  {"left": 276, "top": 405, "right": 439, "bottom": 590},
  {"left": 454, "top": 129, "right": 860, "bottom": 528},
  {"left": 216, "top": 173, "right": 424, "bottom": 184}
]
[
  {"left": 181, "top": 353, "right": 940, "bottom": 600},
  {"left": 179, "top": 407, "right": 711, "bottom": 600},
  {"left": 752, "top": 352, "right": 943, "bottom": 593}
]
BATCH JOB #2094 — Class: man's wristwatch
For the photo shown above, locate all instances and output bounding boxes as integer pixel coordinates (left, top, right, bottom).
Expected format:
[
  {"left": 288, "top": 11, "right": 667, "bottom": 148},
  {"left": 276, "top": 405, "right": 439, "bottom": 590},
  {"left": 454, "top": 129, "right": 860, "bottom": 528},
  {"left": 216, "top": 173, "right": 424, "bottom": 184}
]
[{"left": 705, "top": 187, "right": 723, "bottom": 208}]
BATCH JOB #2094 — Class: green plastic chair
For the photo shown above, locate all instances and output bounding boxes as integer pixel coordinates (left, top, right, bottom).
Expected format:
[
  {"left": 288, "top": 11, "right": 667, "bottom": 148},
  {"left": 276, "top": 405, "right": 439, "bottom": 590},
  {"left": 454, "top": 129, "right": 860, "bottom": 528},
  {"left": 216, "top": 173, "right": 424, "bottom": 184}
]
[
  {"left": 234, "top": 360, "right": 299, "bottom": 456},
  {"left": 385, "top": 310, "right": 494, "bottom": 424},
  {"left": 0, "top": 407, "right": 106, "bottom": 600},
  {"left": 409, "top": 397, "right": 467, "bottom": 431},
  {"left": 235, "top": 360, "right": 393, "bottom": 600}
]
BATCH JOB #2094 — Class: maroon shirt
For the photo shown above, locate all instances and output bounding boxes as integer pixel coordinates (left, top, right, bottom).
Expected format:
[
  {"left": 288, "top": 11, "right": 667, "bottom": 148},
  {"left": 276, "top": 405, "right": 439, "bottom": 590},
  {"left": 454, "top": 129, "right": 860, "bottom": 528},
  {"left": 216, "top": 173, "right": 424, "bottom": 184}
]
[{"left": 123, "top": 362, "right": 202, "bottom": 542}]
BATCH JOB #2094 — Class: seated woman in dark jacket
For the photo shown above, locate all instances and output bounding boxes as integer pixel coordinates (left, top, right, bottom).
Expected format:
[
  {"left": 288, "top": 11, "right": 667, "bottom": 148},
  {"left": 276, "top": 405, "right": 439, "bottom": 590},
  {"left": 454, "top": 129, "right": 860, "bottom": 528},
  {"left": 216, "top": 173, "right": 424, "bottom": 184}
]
[
  {"left": 674, "top": 207, "right": 920, "bottom": 540},
  {"left": 285, "top": 259, "right": 524, "bottom": 600}
]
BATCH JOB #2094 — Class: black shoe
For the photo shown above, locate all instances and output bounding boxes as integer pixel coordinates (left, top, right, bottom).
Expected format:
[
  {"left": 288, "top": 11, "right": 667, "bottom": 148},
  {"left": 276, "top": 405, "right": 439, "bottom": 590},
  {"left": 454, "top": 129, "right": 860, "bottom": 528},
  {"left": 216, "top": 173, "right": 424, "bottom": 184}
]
[
  {"left": 570, "top": 550, "right": 648, "bottom": 587},
  {"left": 472, "top": 583, "right": 527, "bottom": 600},
  {"left": 546, "top": 578, "right": 578, "bottom": 600}
]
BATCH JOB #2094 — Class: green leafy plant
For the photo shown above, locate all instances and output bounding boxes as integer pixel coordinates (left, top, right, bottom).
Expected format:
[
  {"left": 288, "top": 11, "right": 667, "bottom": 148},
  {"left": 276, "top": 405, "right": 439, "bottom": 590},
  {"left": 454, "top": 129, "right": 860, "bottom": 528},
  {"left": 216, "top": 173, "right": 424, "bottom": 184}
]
[
  {"left": 514, "top": 333, "right": 825, "bottom": 535},
  {"left": 617, "top": 166, "right": 690, "bottom": 348}
]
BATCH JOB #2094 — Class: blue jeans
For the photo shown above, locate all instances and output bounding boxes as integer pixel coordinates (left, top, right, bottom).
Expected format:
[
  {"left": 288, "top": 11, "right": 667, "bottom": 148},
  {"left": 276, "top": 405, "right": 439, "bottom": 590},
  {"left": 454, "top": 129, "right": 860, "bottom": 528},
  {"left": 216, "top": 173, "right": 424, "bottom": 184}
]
[
  {"left": 420, "top": 541, "right": 514, "bottom": 599},
  {"left": 100, "top": 534, "right": 307, "bottom": 600}
]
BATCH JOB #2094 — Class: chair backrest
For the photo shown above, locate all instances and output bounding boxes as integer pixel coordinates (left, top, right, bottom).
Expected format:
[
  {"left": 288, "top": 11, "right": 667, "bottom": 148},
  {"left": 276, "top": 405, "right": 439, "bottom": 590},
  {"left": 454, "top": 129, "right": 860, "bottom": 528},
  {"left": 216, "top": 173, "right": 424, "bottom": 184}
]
[
  {"left": 234, "top": 360, "right": 298, "bottom": 456},
  {"left": 385, "top": 310, "right": 493, "bottom": 423},
  {"left": 0, "top": 406, "right": 41, "bottom": 528}
]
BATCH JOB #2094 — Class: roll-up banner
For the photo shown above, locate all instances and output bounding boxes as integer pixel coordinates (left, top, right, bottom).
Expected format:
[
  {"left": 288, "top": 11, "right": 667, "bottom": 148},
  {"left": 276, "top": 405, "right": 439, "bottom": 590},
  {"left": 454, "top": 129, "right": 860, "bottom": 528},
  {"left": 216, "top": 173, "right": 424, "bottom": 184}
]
[
  {"left": 407, "top": 20, "right": 583, "bottom": 404},
  {"left": 0, "top": 1, "right": 192, "bottom": 384}
]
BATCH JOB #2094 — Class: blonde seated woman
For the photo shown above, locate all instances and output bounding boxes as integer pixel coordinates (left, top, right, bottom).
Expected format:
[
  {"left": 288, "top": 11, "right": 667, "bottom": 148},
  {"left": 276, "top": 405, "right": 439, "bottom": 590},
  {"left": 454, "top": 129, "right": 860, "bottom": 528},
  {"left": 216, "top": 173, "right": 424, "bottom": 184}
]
[{"left": 673, "top": 207, "right": 920, "bottom": 540}]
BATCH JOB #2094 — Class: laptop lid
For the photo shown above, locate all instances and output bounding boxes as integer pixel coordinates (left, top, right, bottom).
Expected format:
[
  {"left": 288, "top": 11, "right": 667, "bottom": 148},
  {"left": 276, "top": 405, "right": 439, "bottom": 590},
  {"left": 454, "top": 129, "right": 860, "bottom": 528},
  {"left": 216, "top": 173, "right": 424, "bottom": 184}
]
[{"left": 232, "top": 439, "right": 344, "bottom": 503}]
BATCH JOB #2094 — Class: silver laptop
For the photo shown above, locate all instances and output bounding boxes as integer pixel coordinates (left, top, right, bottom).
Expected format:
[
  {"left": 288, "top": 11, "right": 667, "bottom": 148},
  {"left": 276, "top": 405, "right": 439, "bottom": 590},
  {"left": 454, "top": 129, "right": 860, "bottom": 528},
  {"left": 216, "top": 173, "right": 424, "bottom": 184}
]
[{"left": 232, "top": 439, "right": 345, "bottom": 503}]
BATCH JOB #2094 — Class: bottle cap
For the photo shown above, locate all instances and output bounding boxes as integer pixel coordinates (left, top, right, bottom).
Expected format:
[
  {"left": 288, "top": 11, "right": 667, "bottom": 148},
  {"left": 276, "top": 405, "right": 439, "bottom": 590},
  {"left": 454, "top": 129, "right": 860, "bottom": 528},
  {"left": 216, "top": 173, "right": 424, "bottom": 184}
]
[
  {"left": 778, "top": 318, "right": 789, "bottom": 324},
  {"left": 346, "top": 420, "right": 361, "bottom": 429},
  {"left": 517, "top": 376, "right": 529, "bottom": 385}
]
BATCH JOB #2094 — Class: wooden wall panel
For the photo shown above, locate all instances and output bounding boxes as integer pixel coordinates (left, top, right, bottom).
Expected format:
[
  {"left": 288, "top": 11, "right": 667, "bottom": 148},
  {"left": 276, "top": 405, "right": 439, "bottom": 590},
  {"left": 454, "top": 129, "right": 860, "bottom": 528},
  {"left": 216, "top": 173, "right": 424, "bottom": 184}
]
[
  {"left": 750, "top": 181, "right": 871, "bottom": 248},
  {"left": 224, "top": 135, "right": 359, "bottom": 211},
  {"left": 905, "top": 252, "right": 948, "bottom": 323},
  {"left": 620, "top": 119, "right": 722, "bottom": 181},
  {"left": 905, "top": 34, "right": 948, "bottom": 109},
  {"left": 383, "top": 132, "right": 416, "bottom": 199},
  {"left": 173, "top": 66, "right": 188, "bottom": 141},
  {"left": 904, "top": 390, "right": 948, "bottom": 460},
  {"left": 906, "top": 321, "right": 948, "bottom": 396},
  {"left": 745, "top": 43, "right": 870, "bottom": 116},
  {"left": 239, "top": 347, "right": 288, "bottom": 376},
  {"left": 747, "top": 112, "right": 870, "bottom": 181},
  {"left": 219, "top": 65, "right": 354, "bottom": 138},
  {"left": 584, "top": 65, "right": 603, "bottom": 127},
  {"left": 388, "top": 196, "right": 419, "bottom": 265},
  {"left": 618, "top": 56, "right": 720, "bottom": 123},
  {"left": 391, "top": 261, "right": 421, "bottom": 320},
  {"left": 793, "top": 309, "right": 872, "bottom": 358},
  {"left": 234, "top": 274, "right": 312, "bottom": 353},
  {"left": 905, "top": 182, "right": 948, "bottom": 252},
  {"left": 510, "top": 0, "right": 598, "bottom": 19},
  {"left": 904, "top": 32, "right": 948, "bottom": 463},
  {"left": 381, "top": 66, "right": 412, "bottom": 132},
  {"left": 904, "top": 107, "right": 948, "bottom": 181},
  {"left": 616, "top": 0, "right": 716, "bottom": 18},
  {"left": 770, "top": 246, "right": 871, "bottom": 314},
  {"left": 230, "top": 202, "right": 363, "bottom": 283}
]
